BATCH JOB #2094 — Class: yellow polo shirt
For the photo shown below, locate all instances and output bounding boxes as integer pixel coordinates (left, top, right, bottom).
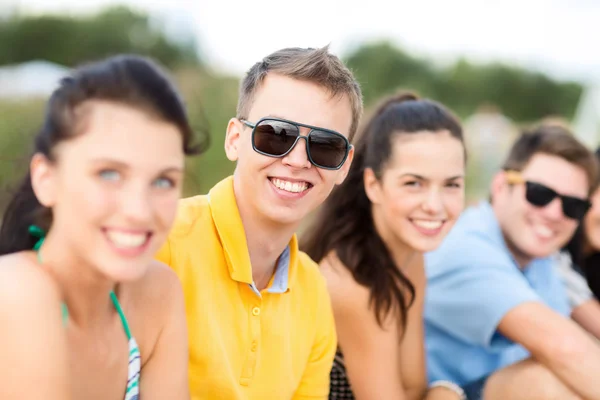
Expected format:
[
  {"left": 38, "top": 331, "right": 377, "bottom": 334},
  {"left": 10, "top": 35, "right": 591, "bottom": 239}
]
[{"left": 156, "top": 176, "right": 337, "bottom": 399}]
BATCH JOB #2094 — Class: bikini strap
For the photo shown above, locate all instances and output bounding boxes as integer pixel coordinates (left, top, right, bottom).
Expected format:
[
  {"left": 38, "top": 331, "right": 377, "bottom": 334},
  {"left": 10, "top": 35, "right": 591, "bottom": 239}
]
[
  {"left": 29, "top": 225, "right": 70, "bottom": 325},
  {"left": 110, "top": 290, "right": 132, "bottom": 340}
]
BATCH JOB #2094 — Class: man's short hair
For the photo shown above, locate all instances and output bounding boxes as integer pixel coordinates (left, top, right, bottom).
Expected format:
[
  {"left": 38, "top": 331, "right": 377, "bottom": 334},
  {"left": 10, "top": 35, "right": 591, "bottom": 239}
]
[
  {"left": 237, "top": 45, "right": 363, "bottom": 141},
  {"left": 502, "top": 124, "right": 599, "bottom": 195}
]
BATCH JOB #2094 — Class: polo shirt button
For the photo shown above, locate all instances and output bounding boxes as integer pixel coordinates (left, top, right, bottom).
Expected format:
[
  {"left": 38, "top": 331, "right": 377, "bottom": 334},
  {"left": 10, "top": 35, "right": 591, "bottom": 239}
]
[
  {"left": 251, "top": 341, "right": 257, "bottom": 352},
  {"left": 252, "top": 307, "right": 260, "bottom": 316}
]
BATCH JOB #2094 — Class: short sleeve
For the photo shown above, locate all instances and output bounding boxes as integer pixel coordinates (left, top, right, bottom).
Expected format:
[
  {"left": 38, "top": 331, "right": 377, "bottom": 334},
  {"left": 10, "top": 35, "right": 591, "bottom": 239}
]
[{"left": 425, "top": 260, "right": 541, "bottom": 349}]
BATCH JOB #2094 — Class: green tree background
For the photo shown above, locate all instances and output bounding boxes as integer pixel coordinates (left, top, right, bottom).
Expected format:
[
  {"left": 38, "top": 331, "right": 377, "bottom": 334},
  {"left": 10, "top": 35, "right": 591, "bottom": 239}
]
[{"left": 0, "top": 6, "right": 585, "bottom": 210}]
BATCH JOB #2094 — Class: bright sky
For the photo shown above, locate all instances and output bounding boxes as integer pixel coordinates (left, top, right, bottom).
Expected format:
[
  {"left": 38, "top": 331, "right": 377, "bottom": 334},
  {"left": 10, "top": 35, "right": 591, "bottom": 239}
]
[{"left": 7, "top": 0, "right": 600, "bottom": 84}]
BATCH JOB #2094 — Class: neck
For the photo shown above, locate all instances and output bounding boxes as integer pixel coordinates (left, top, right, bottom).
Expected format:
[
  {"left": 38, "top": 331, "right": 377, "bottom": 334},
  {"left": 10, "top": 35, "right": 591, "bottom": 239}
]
[
  {"left": 37, "top": 230, "right": 115, "bottom": 329},
  {"left": 234, "top": 183, "right": 298, "bottom": 291}
]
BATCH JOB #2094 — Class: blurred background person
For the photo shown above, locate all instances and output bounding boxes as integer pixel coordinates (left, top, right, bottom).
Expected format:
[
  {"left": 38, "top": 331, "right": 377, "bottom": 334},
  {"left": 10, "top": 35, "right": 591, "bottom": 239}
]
[
  {"left": 556, "top": 147, "right": 600, "bottom": 339},
  {"left": 425, "top": 125, "right": 600, "bottom": 400},
  {"left": 0, "top": 54, "right": 205, "bottom": 400}
]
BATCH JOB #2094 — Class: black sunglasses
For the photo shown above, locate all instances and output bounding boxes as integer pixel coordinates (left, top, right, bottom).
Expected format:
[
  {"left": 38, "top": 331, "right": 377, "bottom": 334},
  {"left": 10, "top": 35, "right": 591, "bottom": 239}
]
[
  {"left": 240, "top": 117, "right": 351, "bottom": 170},
  {"left": 505, "top": 170, "right": 591, "bottom": 220}
]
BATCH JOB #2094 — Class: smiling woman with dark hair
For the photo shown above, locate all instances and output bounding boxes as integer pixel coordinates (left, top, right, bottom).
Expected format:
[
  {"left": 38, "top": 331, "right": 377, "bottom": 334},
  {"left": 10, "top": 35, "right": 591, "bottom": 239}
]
[
  {"left": 0, "top": 54, "right": 206, "bottom": 400},
  {"left": 301, "top": 91, "right": 467, "bottom": 400}
]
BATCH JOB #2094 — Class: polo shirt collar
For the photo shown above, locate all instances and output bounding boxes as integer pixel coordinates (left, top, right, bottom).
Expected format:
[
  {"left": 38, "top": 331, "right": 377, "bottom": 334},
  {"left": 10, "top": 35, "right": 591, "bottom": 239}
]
[{"left": 207, "top": 176, "right": 298, "bottom": 291}]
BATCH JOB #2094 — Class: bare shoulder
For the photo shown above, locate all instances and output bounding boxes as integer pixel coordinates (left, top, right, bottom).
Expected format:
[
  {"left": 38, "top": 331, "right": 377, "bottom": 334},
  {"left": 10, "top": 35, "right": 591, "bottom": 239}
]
[
  {"left": 129, "top": 260, "right": 183, "bottom": 307},
  {"left": 0, "top": 252, "right": 63, "bottom": 318},
  {"left": 319, "top": 252, "right": 371, "bottom": 314}
]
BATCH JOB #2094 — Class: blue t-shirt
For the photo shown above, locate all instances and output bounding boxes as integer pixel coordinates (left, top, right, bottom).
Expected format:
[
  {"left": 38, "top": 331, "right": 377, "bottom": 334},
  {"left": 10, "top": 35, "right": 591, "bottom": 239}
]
[{"left": 424, "top": 202, "right": 571, "bottom": 386}]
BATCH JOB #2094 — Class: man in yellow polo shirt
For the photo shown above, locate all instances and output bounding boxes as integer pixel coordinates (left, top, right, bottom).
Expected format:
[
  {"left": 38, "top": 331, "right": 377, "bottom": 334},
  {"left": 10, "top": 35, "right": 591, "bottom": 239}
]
[{"left": 156, "top": 46, "right": 363, "bottom": 399}]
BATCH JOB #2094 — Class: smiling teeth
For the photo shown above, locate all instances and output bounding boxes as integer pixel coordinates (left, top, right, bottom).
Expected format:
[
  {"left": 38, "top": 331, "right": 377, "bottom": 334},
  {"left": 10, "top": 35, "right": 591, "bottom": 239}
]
[
  {"left": 271, "top": 178, "right": 309, "bottom": 193},
  {"left": 533, "top": 224, "right": 553, "bottom": 239},
  {"left": 106, "top": 231, "right": 147, "bottom": 248},
  {"left": 413, "top": 220, "right": 443, "bottom": 230}
]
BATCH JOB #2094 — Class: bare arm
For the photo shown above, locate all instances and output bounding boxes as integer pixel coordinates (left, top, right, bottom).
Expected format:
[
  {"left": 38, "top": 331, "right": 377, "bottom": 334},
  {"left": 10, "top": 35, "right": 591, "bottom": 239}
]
[
  {"left": 139, "top": 263, "right": 189, "bottom": 400},
  {"left": 321, "top": 255, "right": 427, "bottom": 400},
  {"left": 571, "top": 298, "right": 600, "bottom": 340},
  {"left": 0, "top": 260, "right": 70, "bottom": 400},
  {"left": 498, "top": 301, "right": 600, "bottom": 399},
  {"left": 399, "top": 255, "right": 428, "bottom": 400}
]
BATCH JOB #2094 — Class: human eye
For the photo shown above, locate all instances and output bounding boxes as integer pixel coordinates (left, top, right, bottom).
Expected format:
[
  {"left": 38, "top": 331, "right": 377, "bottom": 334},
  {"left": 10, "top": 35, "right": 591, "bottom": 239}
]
[
  {"left": 404, "top": 180, "right": 421, "bottom": 187},
  {"left": 98, "top": 169, "right": 121, "bottom": 182},
  {"left": 152, "top": 176, "right": 175, "bottom": 189}
]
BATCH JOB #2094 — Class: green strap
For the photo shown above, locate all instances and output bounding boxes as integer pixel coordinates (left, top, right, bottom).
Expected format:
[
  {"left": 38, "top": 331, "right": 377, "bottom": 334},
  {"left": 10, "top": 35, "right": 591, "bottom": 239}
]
[
  {"left": 29, "top": 225, "right": 132, "bottom": 338},
  {"left": 61, "top": 303, "right": 69, "bottom": 325},
  {"left": 110, "top": 290, "right": 132, "bottom": 340}
]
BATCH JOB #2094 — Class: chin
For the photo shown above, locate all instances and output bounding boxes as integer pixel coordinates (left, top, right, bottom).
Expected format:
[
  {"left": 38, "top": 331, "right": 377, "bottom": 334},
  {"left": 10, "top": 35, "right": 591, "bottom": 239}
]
[
  {"left": 407, "top": 237, "right": 444, "bottom": 253},
  {"left": 523, "top": 243, "right": 556, "bottom": 260},
  {"left": 101, "top": 258, "right": 150, "bottom": 283},
  {"left": 262, "top": 205, "right": 306, "bottom": 227}
]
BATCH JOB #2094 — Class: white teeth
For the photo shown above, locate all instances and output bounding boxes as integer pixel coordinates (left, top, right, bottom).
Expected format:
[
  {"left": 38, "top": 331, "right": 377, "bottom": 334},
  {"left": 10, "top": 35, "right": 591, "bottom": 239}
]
[
  {"left": 106, "top": 231, "right": 147, "bottom": 248},
  {"left": 412, "top": 220, "right": 443, "bottom": 230},
  {"left": 533, "top": 224, "right": 553, "bottom": 239},
  {"left": 271, "top": 178, "right": 309, "bottom": 193}
]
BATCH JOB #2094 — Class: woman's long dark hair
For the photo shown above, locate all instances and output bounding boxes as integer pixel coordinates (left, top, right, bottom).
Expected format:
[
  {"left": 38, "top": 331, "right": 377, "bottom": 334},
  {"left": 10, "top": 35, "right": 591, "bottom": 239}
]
[
  {"left": 301, "top": 91, "right": 464, "bottom": 328},
  {"left": 566, "top": 147, "right": 600, "bottom": 298},
  {"left": 0, "top": 54, "right": 208, "bottom": 255}
]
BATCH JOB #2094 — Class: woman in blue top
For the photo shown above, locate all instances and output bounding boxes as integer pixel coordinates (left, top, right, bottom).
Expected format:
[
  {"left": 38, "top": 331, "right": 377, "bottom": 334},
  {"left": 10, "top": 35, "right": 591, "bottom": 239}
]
[{"left": 0, "top": 54, "right": 206, "bottom": 399}]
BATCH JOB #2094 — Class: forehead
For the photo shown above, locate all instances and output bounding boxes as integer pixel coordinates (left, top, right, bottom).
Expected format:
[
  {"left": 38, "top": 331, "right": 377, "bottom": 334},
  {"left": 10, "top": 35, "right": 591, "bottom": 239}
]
[
  {"left": 248, "top": 73, "right": 353, "bottom": 138},
  {"left": 521, "top": 153, "right": 589, "bottom": 197},
  {"left": 56, "top": 100, "right": 183, "bottom": 166},
  {"left": 386, "top": 131, "right": 465, "bottom": 178}
]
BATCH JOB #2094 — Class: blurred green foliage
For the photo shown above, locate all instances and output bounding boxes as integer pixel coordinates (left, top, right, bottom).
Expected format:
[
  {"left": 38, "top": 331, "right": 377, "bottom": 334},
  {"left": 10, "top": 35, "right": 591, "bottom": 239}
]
[
  {"left": 0, "top": 7, "right": 586, "bottom": 212},
  {"left": 345, "top": 41, "right": 583, "bottom": 122},
  {"left": 0, "top": 6, "right": 199, "bottom": 68}
]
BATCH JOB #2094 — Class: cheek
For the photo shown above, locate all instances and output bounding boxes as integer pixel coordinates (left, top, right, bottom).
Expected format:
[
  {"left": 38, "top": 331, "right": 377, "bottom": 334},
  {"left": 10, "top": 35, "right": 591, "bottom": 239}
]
[
  {"left": 384, "top": 191, "right": 418, "bottom": 221},
  {"left": 57, "top": 176, "right": 116, "bottom": 222},
  {"left": 152, "top": 193, "right": 180, "bottom": 229},
  {"left": 443, "top": 192, "right": 465, "bottom": 219},
  {"left": 241, "top": 150, "right": 278, "bottom": 175},
  {"left": 558, "top": 221, "right": 578, "bottom": 242}
]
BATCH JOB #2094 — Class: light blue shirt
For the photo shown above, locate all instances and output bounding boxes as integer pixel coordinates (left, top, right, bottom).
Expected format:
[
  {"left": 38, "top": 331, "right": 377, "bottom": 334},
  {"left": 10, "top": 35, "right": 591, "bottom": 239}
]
[{"left": 424, "top": 202, "right": 570, "bottom": 386}]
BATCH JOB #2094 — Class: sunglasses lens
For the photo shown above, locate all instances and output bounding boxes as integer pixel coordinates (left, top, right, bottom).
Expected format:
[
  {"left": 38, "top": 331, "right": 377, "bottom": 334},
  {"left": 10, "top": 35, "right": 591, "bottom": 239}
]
[
  {"left": 525, "top": 181, "right": 590, "bottom": 220},
  {"left": 308, "top": 130, "right": 349, "bottom": 169},
  {"left": 562, "top": 197, "right": 591, "bottom": 220},
  {"left": 525, "top": 182, "right": 556, "bottom": 207},
  {"left": 252, "top": 120, "right": 299, "bottom": 156}
]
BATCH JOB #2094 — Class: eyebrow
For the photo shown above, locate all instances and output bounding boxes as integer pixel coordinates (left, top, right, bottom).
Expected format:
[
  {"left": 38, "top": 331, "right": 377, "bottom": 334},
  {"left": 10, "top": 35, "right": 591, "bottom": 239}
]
[
  {"left": 89, "top": 158, "right": 183, "bottom": 174},
  {"left": 399, "top": 173, "right": 464, "bottom": 180},
  {"left": 266, "top": 114, "right": 287, "bottom": 120}
]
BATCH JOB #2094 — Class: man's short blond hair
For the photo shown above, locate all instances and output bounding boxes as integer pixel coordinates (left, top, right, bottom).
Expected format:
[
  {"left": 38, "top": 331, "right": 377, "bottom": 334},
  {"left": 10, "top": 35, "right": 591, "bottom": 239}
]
[{"left": 237, "top": 45, "right": 363, "bottom": 141}]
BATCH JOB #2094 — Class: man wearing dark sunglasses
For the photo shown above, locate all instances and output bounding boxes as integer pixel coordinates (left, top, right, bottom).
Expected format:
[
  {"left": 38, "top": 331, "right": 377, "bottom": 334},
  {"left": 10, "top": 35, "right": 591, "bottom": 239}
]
[
  {"left": 424, "top": 124, "right": 600, "bottom": 400},
  {"left": 156, "top": 46, "right": 362, "bottom": 399}
]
